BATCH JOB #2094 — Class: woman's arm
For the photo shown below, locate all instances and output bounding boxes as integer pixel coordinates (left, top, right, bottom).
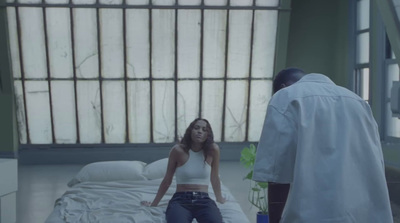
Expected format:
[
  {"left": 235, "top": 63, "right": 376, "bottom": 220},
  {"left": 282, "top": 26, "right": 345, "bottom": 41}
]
[
  {"left": 150, "top": 146, "right": 179, "bottom": 206},
  {"left": 210, "top": 143, "right": 225, "bottom": 204}
]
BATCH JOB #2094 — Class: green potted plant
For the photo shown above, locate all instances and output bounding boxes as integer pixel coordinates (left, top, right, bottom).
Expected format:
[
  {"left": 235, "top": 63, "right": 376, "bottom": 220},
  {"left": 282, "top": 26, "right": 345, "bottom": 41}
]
[{"left": 240, "top": 144, "right": 269, "bottom": 223}]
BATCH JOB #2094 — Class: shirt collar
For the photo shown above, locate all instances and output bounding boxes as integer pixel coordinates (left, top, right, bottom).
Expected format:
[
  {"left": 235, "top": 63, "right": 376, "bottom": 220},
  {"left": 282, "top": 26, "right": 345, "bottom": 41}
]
[{"left": 297, "top": 73, "right": 335, "bottom": 85}]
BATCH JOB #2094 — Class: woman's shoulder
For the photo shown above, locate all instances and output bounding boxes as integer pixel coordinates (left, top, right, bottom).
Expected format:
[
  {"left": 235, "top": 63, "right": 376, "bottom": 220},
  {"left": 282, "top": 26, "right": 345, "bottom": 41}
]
[
  {"left": 170, "top": 144, "right": 187, "bottom": 154},
  {"left": 209, "top": 143, "right": 220, "bottom": 155},
  {"left": 211, "top": 142, "right": 219, "bottom": 149}
]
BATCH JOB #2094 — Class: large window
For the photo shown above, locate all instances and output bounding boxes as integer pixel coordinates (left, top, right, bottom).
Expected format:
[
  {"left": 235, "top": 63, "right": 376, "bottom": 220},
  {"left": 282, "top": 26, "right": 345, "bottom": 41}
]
[
  {"left": 354, "top": 0, "right": 370, "bottom": 102},
  {"left": 352, "top": 0, "right": 400, "bottom": 140},
  {"left": 6, "top": 0, "right": 280, "bottom": 145},
  {"left": 353, "top": 0, "right": 400, "bottom": 141},
  {"left": 385, "top": 43, "right": 400, "bottom": 140}
]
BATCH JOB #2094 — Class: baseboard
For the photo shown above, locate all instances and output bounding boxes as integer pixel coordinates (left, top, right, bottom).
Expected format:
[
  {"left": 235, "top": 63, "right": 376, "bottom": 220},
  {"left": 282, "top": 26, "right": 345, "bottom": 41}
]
[
  {"left": 386, "top": 166, "right": 400, "bottom": 205},
  {"left": 0, "top": 151, "right": 17, "bottom": 159},
  {"left": 18, "top": 142, "right": 256, "bottom": 165}
]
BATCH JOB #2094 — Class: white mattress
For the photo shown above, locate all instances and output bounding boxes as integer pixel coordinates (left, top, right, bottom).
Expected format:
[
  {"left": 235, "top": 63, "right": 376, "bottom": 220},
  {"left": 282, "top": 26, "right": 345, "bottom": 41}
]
[{"left": 45, "top": 179, "right": 250, "bottom": 223}]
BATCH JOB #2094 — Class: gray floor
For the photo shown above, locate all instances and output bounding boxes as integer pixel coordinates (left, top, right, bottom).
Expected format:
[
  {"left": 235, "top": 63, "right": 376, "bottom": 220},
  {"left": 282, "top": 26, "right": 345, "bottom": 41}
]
[{"left": 17, "top": 161, "right": 400, "bottom": 223}]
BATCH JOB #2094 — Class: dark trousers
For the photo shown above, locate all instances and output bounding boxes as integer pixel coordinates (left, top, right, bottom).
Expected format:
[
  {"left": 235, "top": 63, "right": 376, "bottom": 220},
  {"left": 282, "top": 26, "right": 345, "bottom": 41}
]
[
  {"left": 166, "top": 191, "right": 223, "bottom": 223},
  {"left": 268, "top": 183, "right": 290, "bottom": 223}
]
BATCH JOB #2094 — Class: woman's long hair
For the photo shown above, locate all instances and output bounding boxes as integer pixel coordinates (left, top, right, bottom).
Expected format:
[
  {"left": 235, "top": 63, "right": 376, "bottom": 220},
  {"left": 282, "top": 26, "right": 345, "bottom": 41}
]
[{"left": 180, "top": 118, "right": 215, "bottom": 161}]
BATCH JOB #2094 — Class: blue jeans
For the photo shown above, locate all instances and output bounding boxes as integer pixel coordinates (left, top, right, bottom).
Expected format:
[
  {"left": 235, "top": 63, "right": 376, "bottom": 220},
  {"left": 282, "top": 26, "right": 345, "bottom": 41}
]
[{"left": 166, "top": 191, "right": 223, "bottom": 223}]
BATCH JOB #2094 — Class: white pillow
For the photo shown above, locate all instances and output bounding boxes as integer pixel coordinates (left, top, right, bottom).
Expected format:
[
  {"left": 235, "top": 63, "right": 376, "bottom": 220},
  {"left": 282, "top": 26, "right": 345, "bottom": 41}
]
[
  {"left": 143, "top": 158, "right": 168, "bottom": 180},
  {"left": 67, "top": 160, "right": 147, "bottom": 187}
]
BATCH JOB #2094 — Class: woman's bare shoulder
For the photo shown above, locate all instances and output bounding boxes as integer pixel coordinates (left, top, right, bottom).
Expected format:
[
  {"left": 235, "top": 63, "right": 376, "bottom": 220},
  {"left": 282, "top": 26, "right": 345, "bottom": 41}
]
[
  {"left": 212, "top": 143, "right": 220, "bottom": 150},
  {"left": 170, "top": 144, "right": 186, "bottom": 155},
  {"left": 209, "top": 143, "right": 220, "bottom": 155}
]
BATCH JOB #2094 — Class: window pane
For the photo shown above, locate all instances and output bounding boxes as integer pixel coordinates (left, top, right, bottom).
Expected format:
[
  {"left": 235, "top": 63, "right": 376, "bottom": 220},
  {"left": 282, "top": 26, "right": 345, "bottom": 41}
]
[
  {"left": 251, "top": 10, "right": 277, "bottom": 78},
  {"left": 178, "top": 0, "right": 201, "bottom": 5},
  {"left": 355, "top": 68, "right": 369, "bottom": 101},
  {"left": 126, "top": 0, "right": 149, "bottom": 4},
  {"left": 202, "top": 80, "right": 224, "bottom": 142},
  {"left": 46, "top": 0, "right": 68, "bottom": 4},
  {"left": 100, "top": 9, "right": 124, "bottom": 79},
  {"left": 72, "top": 0, "right": 96, "bottom": 4},
  {"left": 361, "top": 69, "right": 370, "bottom": 101},
  {"left": 99, "top": 0, "right": 123, "bottom": 4},
  {"left": 77, "top": 81, "right": 102, "bottom": 143},
  {"left": 152, "top": 81, "right": 175, "bottom": 143},
  {"left": 227, "top": 10, "right": 252, "bottom": 78},
  {"left": 14, "top": 81, "right": 27, "bottom": 144},
  {"left": 248, "top": 80, "right": 272, "bottom": 141},
  {"left": 153, "top": 0, "right": 175, "bottom": 5},
  {"left": 256, "top": 0, "right": 280, "bottom": 7},
  {"left": 47, "top": 8, "right": 73, "bottom": 79},
  {"left": 178, "top": 10, "right": 201, "bottom": 79},
  {"left": 224, "top": 80, "right": 248, "bottom": 142},
  {"left": 51, "top": 81, "right": 77, "bottom": 144},
  {"left": 357, "top": 0, "right": 370, "bottom": 30},
  {"left": 19, "top": 0, "right": 40, "bottom": 4},
  {"left": 387, "top": 64, "right": 400, "bottom": 138},
  {"left": 231, "top": 0, "right": 252, "bottom": 6},
  {"left": 20, "top": 8, "right": 47, "bottom": 79},
  {"left": 127, "top": 81, "right": 150, "bottom": 143},
  {"left": 126, "top": 9, "right": 150, "bottom": 79},
  {"left": 25, "top": 81, "right": 52, "bottom": 144},
  {"left": 356, "top": 32, "right": 369, "bottom": 64},
  {"left": 203, "top": 10, "right": 227, "bottom": 79},
  {"left": 177, "top": 81, "right": 199, "bottom": 138},
  {"left": 152, "top": 10, "right": 175, "bottom": 79},
  {"left": 204, "top": 0, "right": 227, "bottom": 5},
  {"left": 125, "top": 0, "right": 150, "bottom": 5},
  {"left": 7, "top": 8, "right": 21, "bottom": 79},
  {"left": 73, "top": 8, "right": 99, "bottom": 79},
  {"left": 103, "top": 81, "right": 126, "bottom": 143}
]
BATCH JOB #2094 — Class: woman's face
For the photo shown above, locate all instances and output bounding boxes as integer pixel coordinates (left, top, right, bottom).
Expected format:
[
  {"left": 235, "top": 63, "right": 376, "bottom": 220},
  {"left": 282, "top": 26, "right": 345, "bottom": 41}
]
[{"left": 191, "top": 120, "right": 208, "bottom": 144}]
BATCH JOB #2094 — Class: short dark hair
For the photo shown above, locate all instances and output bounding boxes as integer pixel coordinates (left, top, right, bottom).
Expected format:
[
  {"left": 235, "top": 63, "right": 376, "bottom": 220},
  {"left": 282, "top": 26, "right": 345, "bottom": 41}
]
[{"left": 273, "top": 67, "right": 305, "bottom": 94}]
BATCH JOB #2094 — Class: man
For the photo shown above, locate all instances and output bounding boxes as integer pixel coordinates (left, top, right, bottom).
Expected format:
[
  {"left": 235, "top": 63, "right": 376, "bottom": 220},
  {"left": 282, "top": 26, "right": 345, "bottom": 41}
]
[{"left": 253, "top": 68, "right": 393, "bottom": 222}]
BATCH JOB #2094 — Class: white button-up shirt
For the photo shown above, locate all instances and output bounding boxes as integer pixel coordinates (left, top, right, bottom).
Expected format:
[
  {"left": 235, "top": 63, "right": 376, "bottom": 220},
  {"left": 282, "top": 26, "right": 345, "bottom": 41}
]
[{"left": 253, "top": 74, "right": 393, "bottom": 223}]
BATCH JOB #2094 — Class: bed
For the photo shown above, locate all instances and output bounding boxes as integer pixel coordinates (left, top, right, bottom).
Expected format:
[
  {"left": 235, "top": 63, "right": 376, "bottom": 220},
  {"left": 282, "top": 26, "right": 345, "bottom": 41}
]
[{"left": 45, "top": 158, "right": 250, "bottom": 223}]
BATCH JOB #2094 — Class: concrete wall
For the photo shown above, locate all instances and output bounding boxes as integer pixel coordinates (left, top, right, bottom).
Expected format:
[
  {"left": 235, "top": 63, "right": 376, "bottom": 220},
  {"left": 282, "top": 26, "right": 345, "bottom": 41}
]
[{"left": 285, "top": 0, "right": 351, "bottom": 87}]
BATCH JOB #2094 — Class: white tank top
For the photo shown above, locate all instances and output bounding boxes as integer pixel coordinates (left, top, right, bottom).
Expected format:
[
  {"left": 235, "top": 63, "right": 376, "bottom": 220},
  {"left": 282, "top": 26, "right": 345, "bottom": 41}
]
[{"left": 175, "top": 149, "right": 211, "bottom": 185}]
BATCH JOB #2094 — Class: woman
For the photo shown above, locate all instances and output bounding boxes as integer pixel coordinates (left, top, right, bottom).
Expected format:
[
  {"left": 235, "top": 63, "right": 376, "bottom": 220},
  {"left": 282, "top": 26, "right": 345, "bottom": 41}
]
[{"left": 141, "top": 118, "right": 225, "bottom": 223}]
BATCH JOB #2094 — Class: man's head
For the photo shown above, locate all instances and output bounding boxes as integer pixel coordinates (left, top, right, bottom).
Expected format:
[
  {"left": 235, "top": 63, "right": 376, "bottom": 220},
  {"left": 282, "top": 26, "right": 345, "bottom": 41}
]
[{"left": 273, "top": 67, "right": 306, "bottom": 94}]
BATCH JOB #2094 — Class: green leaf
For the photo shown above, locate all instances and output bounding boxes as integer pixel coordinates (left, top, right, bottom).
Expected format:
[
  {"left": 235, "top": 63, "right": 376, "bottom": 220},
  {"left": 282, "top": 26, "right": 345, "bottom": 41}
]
[
  {"left": 257, "top": 182, "right": 268, "bottom": 189},
  {"left": 241, "top": 144, "right": 269, "bottom": 214},
  {"left": 249, "top": 144, "right": 257, "bottom": 152},
  {"left": 243, "top": 170, "right": 253, "bottom": 180},
  {"left": 240, "top": 144, "right": 257, "bottom": 169}
]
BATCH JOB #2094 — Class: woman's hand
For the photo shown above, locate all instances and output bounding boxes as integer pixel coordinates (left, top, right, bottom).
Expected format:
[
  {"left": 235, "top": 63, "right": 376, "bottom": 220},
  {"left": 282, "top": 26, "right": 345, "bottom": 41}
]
[
  {"left": 216, "top": 197, "right": 226, "bottom": 204},
  {"left": 140, "top": 201, "right": 152, "bottom": 206}
]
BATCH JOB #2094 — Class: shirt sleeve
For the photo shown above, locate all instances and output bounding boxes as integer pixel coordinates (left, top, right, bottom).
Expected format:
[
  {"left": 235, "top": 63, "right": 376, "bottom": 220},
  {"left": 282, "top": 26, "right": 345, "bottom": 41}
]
[{"left": 252, "top": 105, "right": 297, "bottom": 184}]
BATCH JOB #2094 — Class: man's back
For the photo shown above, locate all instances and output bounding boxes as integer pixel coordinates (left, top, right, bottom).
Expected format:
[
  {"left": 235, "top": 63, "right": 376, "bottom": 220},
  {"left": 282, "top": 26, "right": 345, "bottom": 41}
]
[{"left": 254, "top": 73, "right": 393, "bottom": 223}]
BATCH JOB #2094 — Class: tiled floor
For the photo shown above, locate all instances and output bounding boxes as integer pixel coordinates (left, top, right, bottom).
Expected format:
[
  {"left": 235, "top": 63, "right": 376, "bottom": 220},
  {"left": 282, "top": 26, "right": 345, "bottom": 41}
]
[{"left": 17, "top": 162, "right": 400, "bottom": 223}]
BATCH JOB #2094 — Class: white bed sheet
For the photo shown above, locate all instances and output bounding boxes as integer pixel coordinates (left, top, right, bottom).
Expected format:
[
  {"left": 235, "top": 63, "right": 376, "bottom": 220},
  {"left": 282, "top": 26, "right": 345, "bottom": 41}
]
[{"left": 45, "top": 179, "right": 250, "bottom": 223}]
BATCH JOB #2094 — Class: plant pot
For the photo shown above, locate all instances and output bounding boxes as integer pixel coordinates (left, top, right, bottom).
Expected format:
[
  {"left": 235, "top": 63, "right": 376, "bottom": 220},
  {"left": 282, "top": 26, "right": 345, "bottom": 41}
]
[{"left": 257, "top": 212, "right": 269, "bottom": 223}]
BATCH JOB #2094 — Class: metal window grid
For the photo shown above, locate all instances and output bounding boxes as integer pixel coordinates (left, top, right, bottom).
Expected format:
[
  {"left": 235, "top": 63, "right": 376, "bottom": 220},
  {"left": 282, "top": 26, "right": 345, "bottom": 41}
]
[{"left": 6, "top": 0, "right": 282, "bottom": 145}]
